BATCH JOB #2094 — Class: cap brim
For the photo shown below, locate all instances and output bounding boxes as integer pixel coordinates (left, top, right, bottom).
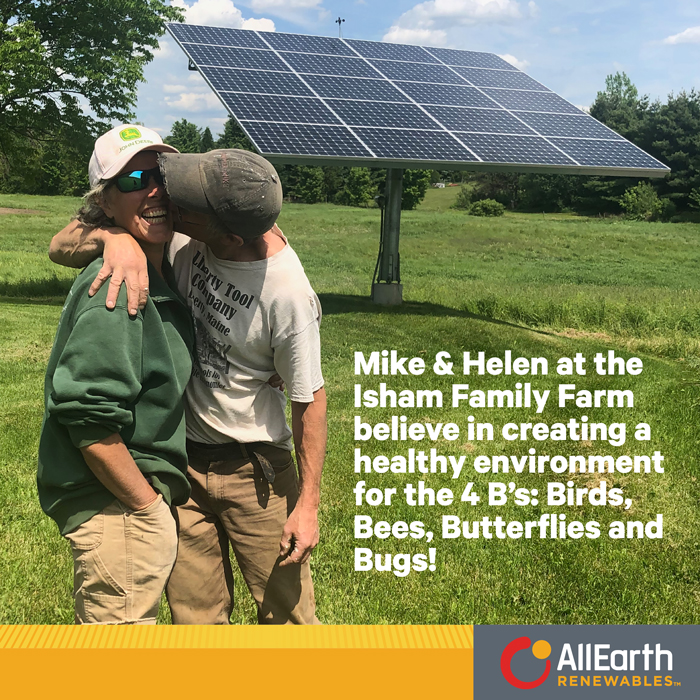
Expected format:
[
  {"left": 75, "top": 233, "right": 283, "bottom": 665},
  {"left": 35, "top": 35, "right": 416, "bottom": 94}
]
[
  {"left": 158, "top": 153, "right": 212, "bottom": 215},
  {"left": 100, "top": 144, "right": 179, "bottom": 181}
]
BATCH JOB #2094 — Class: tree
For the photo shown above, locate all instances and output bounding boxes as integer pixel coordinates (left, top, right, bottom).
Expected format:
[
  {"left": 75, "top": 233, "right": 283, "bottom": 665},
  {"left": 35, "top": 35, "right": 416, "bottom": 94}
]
[
  {"left": 165, "top": 119, "right": 202, "bottom": 154},
  {"left": 200, "top": 127, "right": 216, "bottom": 153},
  {"left": 590, "top": 72, "right": 648, "bottom": 142},
  {"left": 642, "top": 90, "right": 700, "bottom": 208},
  {"left": 322, "top": 167, "right": 346, "bottom": 202},
  {"left": 216, "top": 117, "right": 256, "bottom": 151},
  {"left": 280, "top": 166, "right": 325, "bottom": 203},
  {"left": 374, "top": 169, "right": 431, "bottom": 210},
  {"left": 334, "top": 168, "right": 376, "bottom": 206},
  {"left": 471, "top": 173, "right": 521, "bottom": 209},
  {"left": 0, "top": 1, "right": 182, "bottom": 159}
]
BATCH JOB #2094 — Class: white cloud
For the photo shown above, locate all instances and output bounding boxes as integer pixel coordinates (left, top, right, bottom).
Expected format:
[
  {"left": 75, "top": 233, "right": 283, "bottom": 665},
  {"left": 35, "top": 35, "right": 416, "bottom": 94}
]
[
  {"left": 663, "top": 26, "right": 700, "bottom": 45},
  {"left": 498, "top": 53, "right": 528, "bottom": 70},
  {"left": 164, "top": 92, "right": 223, "bottom": 112},
  {"left": 154, "top": 39, "right": 173, "bottom": 59},
  {"left": 383, "top": 0, "right": 527, "bottom": 45},
  {"left": 242, "top": 17, "right": 276, "bottom": 30},
  {"left": 528, "top": 1, "right": 538, "bottom": 18},
  {"left": 384, "top": 26, "right": 448, "bottom": 46},
  {"left": 171, "top": 0, "right": 275, "bottom": 30},
  {"left": 248, "top": 0, "right": 327, "bottom": 25},
  {"left": 163, "top": 84, "right": 188, "bottom": 93}
]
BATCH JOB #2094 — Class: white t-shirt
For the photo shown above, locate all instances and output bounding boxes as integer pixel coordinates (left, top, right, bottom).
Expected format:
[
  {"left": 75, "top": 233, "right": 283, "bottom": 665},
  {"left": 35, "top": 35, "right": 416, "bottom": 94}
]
[{"left": 169, "top": 232, "right": 324, "bottom": 450}]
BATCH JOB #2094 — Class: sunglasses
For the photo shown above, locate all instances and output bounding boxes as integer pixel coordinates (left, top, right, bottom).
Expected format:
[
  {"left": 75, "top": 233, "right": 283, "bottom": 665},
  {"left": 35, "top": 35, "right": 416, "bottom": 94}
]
[{"left": 112, "top": 167, "right": 164, "bottom": 193}]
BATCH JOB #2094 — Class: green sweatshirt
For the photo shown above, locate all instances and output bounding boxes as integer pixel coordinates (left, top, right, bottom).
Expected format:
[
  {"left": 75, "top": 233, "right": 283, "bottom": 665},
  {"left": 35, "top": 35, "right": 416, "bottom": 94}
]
[{"left": 38, "top": 255, "right": 194, "bottom": 535}]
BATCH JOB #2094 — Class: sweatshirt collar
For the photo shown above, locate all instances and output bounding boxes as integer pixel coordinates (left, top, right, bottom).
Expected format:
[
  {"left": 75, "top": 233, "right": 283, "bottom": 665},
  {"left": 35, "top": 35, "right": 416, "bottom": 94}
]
[{"left": 147, "top": 257, "right": 185, "bottom": 305}]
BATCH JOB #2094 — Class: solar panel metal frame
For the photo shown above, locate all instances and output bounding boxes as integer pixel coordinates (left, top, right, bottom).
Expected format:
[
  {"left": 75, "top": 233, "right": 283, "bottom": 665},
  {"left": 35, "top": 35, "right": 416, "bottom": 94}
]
[{"left": 166, "top": 24, "right": 669, "bottom": 178}]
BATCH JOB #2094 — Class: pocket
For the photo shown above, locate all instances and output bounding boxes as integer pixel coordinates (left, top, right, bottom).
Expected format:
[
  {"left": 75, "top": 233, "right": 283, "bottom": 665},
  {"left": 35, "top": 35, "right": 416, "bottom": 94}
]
[
  {"left": 125, "top": 493, "right": 164, "bottom": 517},
  {"left": 256, "top": 445, "right": 295, "bottom": 472},
  {"left": 253, "top": 448, "right": 294, "bottom": 485},
  {"left": 74, "top": 545, "right": 128, "bottom": 624},
  {"left": 65, "top": 512, "right": 105, "bottom": 551}
]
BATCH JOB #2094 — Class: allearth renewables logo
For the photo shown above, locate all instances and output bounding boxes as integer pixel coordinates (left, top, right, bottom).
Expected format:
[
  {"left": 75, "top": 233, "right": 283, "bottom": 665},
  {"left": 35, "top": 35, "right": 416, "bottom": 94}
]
[
  {"left": 501, "top": 637, "right": 552, "bottom": 689},
  {"left": 499, "top": 635, "right": 678, "bottom": 690}
]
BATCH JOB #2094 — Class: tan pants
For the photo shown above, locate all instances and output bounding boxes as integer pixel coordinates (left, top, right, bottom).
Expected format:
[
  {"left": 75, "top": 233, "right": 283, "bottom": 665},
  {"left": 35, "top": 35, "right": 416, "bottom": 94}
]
[
  {"left": 166, "top": 441, "right": 319, "bottom": 625},
  {"left": 65, "top": 495, "right": 177, "bottom": 625}
]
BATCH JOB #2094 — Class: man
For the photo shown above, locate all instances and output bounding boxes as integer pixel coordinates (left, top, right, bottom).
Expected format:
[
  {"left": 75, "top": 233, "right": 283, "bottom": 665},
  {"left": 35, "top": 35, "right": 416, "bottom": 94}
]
[{"left": 50, "top": 146, "right": 326, "bottom": 625}]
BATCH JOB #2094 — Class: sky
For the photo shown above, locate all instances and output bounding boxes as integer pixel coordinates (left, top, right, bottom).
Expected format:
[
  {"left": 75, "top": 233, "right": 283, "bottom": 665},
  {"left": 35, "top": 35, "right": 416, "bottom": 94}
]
[{"left": 136, "top": 0, "right": 700, "bottom": 138}]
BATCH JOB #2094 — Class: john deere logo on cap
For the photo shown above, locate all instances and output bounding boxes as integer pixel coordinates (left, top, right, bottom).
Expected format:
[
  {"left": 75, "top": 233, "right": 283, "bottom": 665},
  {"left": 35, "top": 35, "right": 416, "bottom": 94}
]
[{"left": 120, "top": 127, "right": 142, "bottom": 141}]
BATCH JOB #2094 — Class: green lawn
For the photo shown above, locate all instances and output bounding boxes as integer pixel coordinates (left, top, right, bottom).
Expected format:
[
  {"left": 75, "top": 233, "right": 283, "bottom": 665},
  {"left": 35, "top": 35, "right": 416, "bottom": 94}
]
[{"left": 1, "top": 191, "right": 699, "bottom": 624}]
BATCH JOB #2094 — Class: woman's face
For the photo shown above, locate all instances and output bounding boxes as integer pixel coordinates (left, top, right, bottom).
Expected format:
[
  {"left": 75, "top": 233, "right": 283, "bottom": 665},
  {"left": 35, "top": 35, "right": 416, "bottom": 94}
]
[{"left": 101, "top": 151, "right": 173, "bottom": 246}]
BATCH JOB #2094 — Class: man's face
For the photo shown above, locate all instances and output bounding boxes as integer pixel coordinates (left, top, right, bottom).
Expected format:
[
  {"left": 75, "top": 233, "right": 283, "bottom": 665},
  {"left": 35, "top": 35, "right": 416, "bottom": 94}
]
[{"left": 173, "top": 206, "right": 213, "bottom": 243}]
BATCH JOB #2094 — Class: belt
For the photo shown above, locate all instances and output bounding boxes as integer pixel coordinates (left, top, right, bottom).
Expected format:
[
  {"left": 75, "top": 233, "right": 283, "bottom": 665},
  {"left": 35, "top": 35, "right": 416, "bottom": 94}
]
[
  {"left": 186, "top": 439, "right": 279, "bottom": 483},
  {"left": 186, "top": 438, "right": 250, "bottom": 460}
]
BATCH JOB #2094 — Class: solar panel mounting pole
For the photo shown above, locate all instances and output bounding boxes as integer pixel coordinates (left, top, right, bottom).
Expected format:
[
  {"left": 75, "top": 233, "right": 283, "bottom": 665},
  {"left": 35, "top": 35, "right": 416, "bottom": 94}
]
[{"left": 372, "top": 168, "right": 403, "bottom": 305}]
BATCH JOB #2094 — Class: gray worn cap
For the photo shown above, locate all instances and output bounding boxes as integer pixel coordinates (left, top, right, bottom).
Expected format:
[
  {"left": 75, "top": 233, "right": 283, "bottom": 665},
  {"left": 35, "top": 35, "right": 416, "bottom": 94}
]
[{"left": 158, "top": 149, "right": 282, "bottom": 239}]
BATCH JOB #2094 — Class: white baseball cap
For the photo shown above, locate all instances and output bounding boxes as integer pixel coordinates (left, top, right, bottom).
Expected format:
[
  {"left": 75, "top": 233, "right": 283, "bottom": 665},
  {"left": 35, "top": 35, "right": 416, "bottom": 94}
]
[{"left": 88, "top": 124, "right": 179, "bottom": 187}]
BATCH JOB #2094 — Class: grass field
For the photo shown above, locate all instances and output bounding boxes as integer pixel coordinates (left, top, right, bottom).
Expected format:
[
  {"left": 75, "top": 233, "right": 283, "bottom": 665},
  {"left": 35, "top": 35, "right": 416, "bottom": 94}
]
[{"left": 1, "top": 188, "right": 699, "bottom": 625}]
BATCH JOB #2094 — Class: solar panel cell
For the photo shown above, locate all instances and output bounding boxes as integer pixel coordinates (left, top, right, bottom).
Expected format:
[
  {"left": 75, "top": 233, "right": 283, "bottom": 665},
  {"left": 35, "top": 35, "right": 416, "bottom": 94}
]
[
  {"left": 259, "top": 32, "right": 355, "bottom": 56},
  {"left": 398, "top": 82, "right": 499, "bottom": 108},
  {"left": 549, "top": 138, "right": 667, "bottom": 169},
  {"left": 221, "top": 93, "right": 341, "bottom": 125},
  {"left": 425, "top": 47, "right": 518, "bottom": 70},
  {"left": 369, "top": 60, "right": 469, "bottom": 85},
  {"left": 483, "top": 88, "right": 582, "bottom": 114},
  {"left": 513, "top": 112, "right": 624, "bottom": 140},
  {"left": 302, "top": 75, "right": 410, "bottom": 102},
  {"left": 425, "top": 106, "right": 536, "bottom": 134},
  {"left": 457, "top": 133, "right": 576, "bottom": 164},
  {"left": 345, "top": 39, "right": 439, "bottom": 63},
  {"left": 240, "top": 122, "right": 373, "bottom": 157},
  {"left": 170, "top": 23, "right": 267, "bottom": 49},
  {"left": 185, "top": 44, "right": 289, "bottom": 71},
  {"left": 202, "top": 66, "right": 314, "bottom": 96},
  {"left": 326, "top": 100, "right": 438, "bottom": 129},
  {"left": 354, "top": 128, "right": 479, "bottom": 161},
  {"left": 280, "top": 52, "right": 378, "bottom": 78},
  {"left": 452, "top": 66, "right": 550, "bottom": 91}
]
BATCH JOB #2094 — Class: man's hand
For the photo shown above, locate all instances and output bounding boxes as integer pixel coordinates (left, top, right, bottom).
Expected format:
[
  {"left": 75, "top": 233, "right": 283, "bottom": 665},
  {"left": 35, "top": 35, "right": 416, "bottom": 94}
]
[
  {"left": 280, "top": 387, "right": 327, "bottom": 567},
  {"left": 279, "top": 503, "right": 320, "bottom": 567},
  {"left": 49, "top": 221, "right": 150, "bottom": 316},
  {"left": 90, "top": 233, "right": 149, "bottom": 316}
]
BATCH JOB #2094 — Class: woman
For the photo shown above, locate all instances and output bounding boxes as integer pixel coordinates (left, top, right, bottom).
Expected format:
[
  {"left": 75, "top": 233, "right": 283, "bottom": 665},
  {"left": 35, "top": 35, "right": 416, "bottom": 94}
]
[{"left": 37, "top": 125, "right": 194, "bottom": 625}]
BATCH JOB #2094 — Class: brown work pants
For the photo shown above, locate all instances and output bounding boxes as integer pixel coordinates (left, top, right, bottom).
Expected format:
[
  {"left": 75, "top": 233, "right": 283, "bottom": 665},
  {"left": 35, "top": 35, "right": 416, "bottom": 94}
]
[{"left": 166, "top": 440, "right": 319, "bottom": 625}]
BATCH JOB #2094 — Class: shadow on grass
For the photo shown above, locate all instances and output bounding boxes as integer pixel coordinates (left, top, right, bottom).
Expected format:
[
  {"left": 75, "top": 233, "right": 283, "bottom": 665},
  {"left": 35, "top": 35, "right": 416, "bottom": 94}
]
[
  {"left": 318, "top": 292, "right": 553, "bottom": 336},
  {"left": 0, "top": 277, "right": 73, "bottom": 305}
]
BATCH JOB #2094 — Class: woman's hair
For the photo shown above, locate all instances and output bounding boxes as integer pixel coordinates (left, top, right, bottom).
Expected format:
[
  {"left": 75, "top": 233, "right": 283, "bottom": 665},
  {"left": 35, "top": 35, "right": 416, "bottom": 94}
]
[{"left": 75, "top": 180, "right": 115, "bottom": 227}]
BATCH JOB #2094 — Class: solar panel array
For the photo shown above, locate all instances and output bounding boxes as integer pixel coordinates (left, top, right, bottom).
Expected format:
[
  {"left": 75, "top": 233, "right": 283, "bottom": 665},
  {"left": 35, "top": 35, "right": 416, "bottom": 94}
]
[{"left": 167, "top": 23, "right": 669, "bottom": 177}]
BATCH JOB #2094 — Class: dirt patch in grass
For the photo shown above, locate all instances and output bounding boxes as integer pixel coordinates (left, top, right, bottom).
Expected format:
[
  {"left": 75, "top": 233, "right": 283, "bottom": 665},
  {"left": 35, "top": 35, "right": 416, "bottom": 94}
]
[
  {"left": 0, "top": 207, "right": 45, "bottom": 215},
  {"left": 556, "top": 327, "right": 613, "bottom": 342}
]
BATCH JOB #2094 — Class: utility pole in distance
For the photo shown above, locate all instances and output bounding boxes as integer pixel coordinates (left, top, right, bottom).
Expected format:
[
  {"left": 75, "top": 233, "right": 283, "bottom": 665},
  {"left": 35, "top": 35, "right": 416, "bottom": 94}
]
[{"left": 335, "top": 16, "right": 345, "bottom": 37}]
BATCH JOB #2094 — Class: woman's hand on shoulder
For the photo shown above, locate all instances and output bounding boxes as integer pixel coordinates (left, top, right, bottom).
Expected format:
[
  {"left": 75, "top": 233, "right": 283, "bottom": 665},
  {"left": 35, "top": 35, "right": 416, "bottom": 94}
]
[{"left": 90, "top": 232, "right": 150, "bottom": 316}]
